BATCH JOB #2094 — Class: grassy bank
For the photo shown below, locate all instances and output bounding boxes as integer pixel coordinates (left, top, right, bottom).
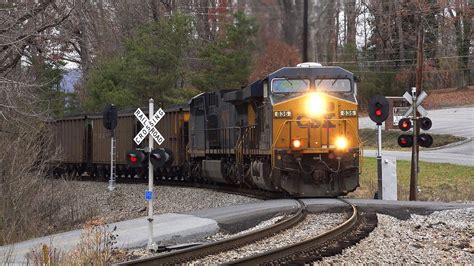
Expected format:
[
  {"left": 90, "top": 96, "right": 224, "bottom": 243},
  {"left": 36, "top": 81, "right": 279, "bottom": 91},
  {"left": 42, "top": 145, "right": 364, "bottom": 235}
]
[
  {"left": 359, "top": 128, "right": 466, "bottom": 150},
  {"left": 351, "top": 157, "right": 474, "bottom": 202}
]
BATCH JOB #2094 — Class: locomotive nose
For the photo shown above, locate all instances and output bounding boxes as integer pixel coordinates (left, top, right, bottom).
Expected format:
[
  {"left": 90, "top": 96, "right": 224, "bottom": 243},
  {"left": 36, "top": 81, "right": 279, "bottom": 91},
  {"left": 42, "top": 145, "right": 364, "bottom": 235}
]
[{"left": 306, "top": 93, "right": 326, "bottom": 117}]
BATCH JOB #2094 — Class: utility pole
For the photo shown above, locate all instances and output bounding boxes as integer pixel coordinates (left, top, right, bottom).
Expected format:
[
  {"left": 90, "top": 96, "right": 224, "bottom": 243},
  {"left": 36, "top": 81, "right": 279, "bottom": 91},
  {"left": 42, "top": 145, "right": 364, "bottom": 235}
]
[
  {"left": 303, "top": 0, "right": 309, "bottom": 62},
  {"left": 410, "top": 21, "right": 424, "bottom": 201}
]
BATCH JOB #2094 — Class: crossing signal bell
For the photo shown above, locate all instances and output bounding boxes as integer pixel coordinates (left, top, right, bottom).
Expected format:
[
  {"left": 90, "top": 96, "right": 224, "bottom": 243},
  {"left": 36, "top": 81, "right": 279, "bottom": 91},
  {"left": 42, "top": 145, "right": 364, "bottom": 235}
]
[{"left": 368, "top": 95, "right": 389, "bottom": 125}]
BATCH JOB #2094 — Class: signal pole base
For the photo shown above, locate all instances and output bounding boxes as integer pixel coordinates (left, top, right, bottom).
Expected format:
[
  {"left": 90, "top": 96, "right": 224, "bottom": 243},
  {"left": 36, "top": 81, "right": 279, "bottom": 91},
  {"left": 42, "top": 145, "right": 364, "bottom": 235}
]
[{"left": 147, "top": 242, "right": 158, "bottom": 252}]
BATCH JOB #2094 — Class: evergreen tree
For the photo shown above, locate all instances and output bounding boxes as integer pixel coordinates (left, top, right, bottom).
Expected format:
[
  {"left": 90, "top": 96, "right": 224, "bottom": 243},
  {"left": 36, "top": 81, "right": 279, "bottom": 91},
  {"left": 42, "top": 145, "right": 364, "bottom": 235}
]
[
  {"left": 83, "top": 14, "right": 195, "bottom": 112},
  {"left": 193, "top": 12, "right": 258, "bottom": 91}
]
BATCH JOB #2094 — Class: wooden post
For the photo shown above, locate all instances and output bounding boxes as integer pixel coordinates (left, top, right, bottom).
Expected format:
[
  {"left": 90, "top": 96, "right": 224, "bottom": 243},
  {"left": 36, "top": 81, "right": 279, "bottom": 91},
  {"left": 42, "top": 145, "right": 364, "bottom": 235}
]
[{"left": 410, "top": 22, "right": 424, "bottom": 201}]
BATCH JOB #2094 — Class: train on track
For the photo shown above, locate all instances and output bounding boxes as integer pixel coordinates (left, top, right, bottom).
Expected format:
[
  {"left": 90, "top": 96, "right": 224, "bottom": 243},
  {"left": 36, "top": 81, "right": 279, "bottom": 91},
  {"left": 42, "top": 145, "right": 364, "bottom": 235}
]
[{"left": 50, "top": 63, "right": 361, "bottom": 197}]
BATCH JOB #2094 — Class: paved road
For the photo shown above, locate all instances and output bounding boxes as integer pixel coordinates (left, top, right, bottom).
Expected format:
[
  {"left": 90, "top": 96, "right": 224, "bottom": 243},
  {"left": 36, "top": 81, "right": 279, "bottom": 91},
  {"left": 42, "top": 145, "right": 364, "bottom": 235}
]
[{"left": 361, "top": 107, "right": 474, "bottom": 166}]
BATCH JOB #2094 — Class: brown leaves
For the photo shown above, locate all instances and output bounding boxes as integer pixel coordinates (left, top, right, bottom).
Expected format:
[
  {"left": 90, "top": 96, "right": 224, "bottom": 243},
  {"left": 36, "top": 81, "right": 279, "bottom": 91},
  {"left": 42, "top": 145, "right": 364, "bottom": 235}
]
[{"left": 250, "top": 39, "right": 301, "bottom": 81}]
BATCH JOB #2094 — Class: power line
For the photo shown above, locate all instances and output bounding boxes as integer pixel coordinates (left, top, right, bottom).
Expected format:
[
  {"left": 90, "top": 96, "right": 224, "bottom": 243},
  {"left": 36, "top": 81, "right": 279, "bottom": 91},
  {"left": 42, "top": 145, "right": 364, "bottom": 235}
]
[
  {"left": 327, "top": 55, "right": 473, "bottom": 64},
  {"left": 352, "top": 67, "right": 474, "bottom": 74}
]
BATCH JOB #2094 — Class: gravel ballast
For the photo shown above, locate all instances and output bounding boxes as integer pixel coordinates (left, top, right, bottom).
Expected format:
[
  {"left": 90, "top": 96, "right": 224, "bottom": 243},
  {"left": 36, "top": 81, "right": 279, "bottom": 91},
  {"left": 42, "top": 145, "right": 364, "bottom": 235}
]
[
  {"left": 52, "top": 179, "right": 261, "bottom": 225},
  {"left": 191, "top": 213, "right": 347, "bottom": 264},
  {"left": 321, "top": 208, "right": 474, "bottom": 264}
]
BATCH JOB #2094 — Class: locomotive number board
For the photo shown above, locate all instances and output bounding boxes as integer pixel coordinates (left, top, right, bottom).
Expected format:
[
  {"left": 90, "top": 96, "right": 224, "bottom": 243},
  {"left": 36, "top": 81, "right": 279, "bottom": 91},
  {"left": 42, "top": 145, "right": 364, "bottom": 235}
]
[
  {"left": 274, "top": 111, "right": 292, "bottom": 118},
  {"left": 340, "top": 110, "right": 357, "bottom": 117}
]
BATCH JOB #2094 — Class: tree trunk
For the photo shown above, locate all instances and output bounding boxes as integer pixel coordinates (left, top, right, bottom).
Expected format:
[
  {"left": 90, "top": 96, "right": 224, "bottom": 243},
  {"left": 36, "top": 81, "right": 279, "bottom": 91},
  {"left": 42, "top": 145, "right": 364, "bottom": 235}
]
[
  {"left": 394, "top": 0, "right": 405, "bottom": 62},
  {"left": 345, "top": 0, "right": 357, "bottom": 47},
  {"left": 278, "top": 0, "right": 299, "bottom": 47}
]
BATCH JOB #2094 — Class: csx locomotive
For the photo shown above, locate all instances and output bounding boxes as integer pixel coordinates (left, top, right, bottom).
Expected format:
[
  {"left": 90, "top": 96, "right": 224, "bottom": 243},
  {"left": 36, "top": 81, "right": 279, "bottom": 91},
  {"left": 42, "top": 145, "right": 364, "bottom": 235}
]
[{"left": 51, "top": 63, "right": 360, "bottom": 197}]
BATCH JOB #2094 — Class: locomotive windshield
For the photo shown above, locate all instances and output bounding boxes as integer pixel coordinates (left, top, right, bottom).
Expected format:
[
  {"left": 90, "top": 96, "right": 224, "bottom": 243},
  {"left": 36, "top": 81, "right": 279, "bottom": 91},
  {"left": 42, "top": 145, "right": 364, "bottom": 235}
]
[
  {"left": 315, "top": 79, "right": 351, "bottom": 92},
  {"left": 272, "top": 78, "right": 310, "bottom": 93}
]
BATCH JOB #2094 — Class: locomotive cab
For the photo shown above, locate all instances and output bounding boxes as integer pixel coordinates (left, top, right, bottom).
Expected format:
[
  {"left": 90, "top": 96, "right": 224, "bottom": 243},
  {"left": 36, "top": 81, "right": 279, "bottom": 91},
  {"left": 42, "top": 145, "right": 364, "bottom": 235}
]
[{"left": 267, "top": 63, "right": 360, "bottom": 197}]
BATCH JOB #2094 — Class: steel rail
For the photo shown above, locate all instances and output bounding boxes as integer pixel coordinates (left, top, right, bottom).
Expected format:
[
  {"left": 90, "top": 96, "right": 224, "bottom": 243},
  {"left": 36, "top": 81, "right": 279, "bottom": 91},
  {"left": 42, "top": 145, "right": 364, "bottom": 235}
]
[
  {"left": 117, "top": 199, "right": 306, "bottom": 265},
  {"left": 228, "top": 199, "right": 358, "bottom": 265}
]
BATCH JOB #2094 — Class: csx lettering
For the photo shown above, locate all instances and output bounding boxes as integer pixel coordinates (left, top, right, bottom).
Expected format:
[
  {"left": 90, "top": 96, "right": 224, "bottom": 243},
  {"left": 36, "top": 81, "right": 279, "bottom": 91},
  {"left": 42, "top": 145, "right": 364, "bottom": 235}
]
[{"left": 296, "top": 114, "right": 336, "bottom": 128}]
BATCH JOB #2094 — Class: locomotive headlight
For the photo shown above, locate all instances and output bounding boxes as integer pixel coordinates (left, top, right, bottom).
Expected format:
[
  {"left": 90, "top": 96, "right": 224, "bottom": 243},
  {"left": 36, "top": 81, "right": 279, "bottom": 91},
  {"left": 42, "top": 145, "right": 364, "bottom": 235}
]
[
  {"left": 307, "top": 93, "right": 326, "bottom": 117},
  {"left": 292, "top": 139, "right": 302, "bottom": 149},
  {"left": 335, "top": 136, "right": 348, "bottom": 150}
]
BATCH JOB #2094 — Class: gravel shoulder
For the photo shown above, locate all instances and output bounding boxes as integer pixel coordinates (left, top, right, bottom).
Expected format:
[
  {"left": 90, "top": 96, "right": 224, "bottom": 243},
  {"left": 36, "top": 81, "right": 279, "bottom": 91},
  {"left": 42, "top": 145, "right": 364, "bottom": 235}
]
[
  {"left": 320, "top": 208, "right": 474, "bottom": 264},
  {"left": 51, "top": 179, "right": 261, "bottom": 228}
]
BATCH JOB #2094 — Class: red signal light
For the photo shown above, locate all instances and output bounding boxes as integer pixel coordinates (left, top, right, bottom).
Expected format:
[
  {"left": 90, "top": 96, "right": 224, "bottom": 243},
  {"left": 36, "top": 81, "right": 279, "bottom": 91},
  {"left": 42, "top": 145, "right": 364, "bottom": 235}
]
[
  {"left": 398, "top": 118, "right": 412, "bottom": 132},
  {"left": 375, "top": 109, "right": 382, "bottom": 116},
  {"left": 401, "top": 121, "right": 409, "bottom": 129},
  {"left": 128, "top": 154, "right": 138, "bottom": 163},
  {"left": 126, "top": 150, "right": 148, "bottom": 168},
  {"left": 398, "top": 134, "right": 413, "bottom": 148}
]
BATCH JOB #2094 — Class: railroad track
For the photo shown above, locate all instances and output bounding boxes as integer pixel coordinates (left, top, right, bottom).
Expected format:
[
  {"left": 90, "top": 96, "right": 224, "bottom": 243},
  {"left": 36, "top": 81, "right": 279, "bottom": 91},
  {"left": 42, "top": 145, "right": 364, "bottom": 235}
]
[
  {"left": 117, "top": 199, "right": 306, "bottom": 265},
  {"left": 227, "top": 199, "right": 368, "bottom": 265},
  {"left": 118, "top": 199, "right": 376, "bottom": 265}
]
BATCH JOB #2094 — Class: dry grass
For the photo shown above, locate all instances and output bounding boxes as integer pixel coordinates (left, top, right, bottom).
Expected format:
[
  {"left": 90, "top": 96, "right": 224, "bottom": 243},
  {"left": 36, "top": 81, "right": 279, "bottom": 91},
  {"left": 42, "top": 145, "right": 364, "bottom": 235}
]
[
  {"left": 350, "top": 157, "right": 474, "bottom": 201},
  {"left": 0, "top": 126, "right": 98, "bottom": 245},
  {"left": 25, "top": 218, "right": 118, "bottom": 265}
]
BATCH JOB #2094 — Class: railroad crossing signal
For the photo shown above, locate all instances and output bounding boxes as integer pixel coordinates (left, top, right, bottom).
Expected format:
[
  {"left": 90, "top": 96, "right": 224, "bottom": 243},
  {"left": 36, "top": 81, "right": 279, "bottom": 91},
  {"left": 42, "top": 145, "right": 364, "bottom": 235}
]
[
  {"left": 133, "top": 108, "right": 165, "bottom": 145},
  {"left": 397, "top": 89, "right": 433, "bottom": 148}
]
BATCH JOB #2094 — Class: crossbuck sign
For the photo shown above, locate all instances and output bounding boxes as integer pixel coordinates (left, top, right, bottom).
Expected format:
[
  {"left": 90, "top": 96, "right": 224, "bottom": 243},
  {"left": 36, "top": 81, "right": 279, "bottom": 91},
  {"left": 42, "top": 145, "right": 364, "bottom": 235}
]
[
  {"left": 403, "top": 90, "right": 428, "bottom": 117},
  {"left": 133, "top": 108, "right": 165, "bottom": 145}
]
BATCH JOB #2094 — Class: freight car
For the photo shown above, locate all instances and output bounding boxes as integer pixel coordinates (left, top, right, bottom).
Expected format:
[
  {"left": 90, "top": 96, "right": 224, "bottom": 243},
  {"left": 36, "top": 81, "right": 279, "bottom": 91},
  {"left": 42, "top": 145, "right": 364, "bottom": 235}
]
[
  {"left": 50, "top": 105, "right": 189, "bottom": 179},
  {"left": 51, "top": 63, "right": 361, "bottom": 197}
]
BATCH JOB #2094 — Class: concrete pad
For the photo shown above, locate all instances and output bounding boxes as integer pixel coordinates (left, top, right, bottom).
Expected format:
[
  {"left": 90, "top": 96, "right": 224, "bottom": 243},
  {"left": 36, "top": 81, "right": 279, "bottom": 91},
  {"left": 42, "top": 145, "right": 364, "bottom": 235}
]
[
  {"left": 1, "top": 213, "right": 218, "bottom": 264},
  {"left": 303, "top": 198, "right": 474, "bottom": 219},
  {"left": 188, "top": 199, "right": 299, "bottom": 225}
]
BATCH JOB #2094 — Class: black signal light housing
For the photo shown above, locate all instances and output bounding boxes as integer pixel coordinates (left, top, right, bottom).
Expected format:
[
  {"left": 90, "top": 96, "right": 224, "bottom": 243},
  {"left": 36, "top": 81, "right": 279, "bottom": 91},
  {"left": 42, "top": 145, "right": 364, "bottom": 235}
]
[
  {"left": 126, "top": 149, "right": 148, "bottom": 167},
  {"left": 398, "top": 134, "right": 413, "bottom": 148},
  {"left": 398, "top": 118, "right": 412, "bottom": 131},
  {"left": 418, "top": 133, "right": 433, "bottom": 148},
  {"left": 368, "top": 95, "right": 389, "bottom": 125},
  {"left": 103, "top": 104, "right": 118, "bottom": 130},
  {"left": 419, "top": 117, "right": 432, "bottom": 131},
  {"left": 150, "top": 148, "right": 174, "bottom": 169}
]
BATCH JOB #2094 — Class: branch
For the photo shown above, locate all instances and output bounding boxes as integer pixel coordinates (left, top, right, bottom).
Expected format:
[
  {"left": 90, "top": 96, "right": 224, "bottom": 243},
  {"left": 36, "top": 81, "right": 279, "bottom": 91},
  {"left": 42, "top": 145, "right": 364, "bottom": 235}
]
[{"left": 0, "top": 0, "right": 53, "bottom": 35}]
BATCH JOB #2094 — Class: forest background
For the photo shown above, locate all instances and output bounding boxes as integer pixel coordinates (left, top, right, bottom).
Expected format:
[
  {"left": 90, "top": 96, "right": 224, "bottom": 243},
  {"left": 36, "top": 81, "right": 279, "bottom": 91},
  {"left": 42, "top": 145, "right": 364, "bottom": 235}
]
[{"left": 0, "top": 0, "right": 472, "bottom": 245}]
